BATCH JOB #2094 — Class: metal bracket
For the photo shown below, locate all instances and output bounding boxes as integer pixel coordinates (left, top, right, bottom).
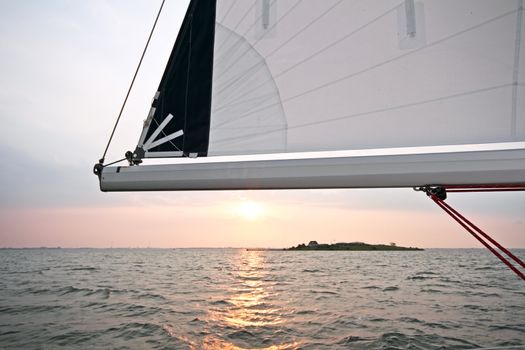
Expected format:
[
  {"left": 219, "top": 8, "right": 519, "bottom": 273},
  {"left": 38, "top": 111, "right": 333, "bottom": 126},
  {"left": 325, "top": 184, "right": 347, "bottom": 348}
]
[
  {"left": 93, "top": 162, "right": 104, "bottom": 179},
  {"left": 126, "top": 148, "right": 144, "bottom": 166},
  {"left": 413, "top": 185, "right": 447, "bottom": 200}
]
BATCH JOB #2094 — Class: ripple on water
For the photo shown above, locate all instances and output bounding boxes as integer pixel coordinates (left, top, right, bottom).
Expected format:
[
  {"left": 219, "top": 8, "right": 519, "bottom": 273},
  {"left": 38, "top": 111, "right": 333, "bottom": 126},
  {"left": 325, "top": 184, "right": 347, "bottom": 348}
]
[
  {"left": 0, "top": 304, "right": 67, "bottom": 315},
  {"left": 310, "top": 290, "right": 338, "bottom": 295},
  {"left": 1, "top": 248, "right": 524, "bottom": 349},
  {"left": 69, "top": 267, "right": 97, "bottom": 271},
  {"left": 361, "top": 285, "right": 381, "bottom": 289},
  {"left": 57, "top": 286, "right": 111, "bottom": 299},
  {"left": 371, "top": 332, "right": 479, "bottom": 349},
  {"left": 489, "top": 324, "right": 525, "bottom": 332},
  {"left": 382, "top": 286, "right": 399, "bottom": 292}
]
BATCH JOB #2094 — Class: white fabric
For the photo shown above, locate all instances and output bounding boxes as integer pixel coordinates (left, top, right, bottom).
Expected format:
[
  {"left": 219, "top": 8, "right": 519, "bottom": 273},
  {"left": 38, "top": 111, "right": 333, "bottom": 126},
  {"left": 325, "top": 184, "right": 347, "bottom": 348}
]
[{"left": 209, "top": 0, "right": 524, "bottom": 156}]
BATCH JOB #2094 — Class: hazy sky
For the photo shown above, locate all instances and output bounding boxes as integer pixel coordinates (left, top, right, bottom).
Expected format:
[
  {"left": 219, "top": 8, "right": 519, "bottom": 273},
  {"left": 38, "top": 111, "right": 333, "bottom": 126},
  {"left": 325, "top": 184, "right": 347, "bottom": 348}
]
[{"left": 0, "top": 0, "right": 523, "bottom": 248}]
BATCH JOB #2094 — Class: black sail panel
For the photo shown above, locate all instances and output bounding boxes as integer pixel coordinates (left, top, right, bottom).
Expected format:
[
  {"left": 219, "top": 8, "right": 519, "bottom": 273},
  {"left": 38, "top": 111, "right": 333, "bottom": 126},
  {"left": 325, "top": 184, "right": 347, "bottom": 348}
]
[{"left": 140, "top": 0, "right": 216, "bottom": 157}]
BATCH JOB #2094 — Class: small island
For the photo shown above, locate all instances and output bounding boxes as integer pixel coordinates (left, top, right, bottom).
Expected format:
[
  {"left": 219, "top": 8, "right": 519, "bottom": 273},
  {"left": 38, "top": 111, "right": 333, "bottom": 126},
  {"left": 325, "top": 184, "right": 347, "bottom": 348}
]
[{"left": 286, "top": 241, "right": 423, "bottom": 251}]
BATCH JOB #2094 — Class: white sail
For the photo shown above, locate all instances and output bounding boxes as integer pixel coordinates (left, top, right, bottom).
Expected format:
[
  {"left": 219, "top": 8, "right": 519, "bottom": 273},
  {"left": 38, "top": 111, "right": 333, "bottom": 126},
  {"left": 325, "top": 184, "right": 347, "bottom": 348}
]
[
  {"left": 209, "top": 0, "right": 524, "bottom": 155},
  {"left": 97, "top": 0, "right": 525, "bottom": 191}
]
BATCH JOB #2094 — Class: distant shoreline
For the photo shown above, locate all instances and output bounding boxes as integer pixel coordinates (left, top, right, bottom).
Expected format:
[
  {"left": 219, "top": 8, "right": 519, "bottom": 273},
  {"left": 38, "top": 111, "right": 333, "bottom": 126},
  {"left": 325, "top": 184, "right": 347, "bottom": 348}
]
[
  {"left": 282, "top": 241, "right": 423, "bottom": 251},
  {"left": 4, "top": 247, "right": 525, "bottom": 250}
]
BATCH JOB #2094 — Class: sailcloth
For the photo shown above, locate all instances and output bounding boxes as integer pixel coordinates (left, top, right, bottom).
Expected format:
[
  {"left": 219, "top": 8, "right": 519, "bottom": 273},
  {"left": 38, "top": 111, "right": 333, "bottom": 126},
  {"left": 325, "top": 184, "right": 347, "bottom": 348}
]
[
  {"left": 99, "top": 0, "right": 525, "bottom": 191},
  {"left": 136, "top": 0, "right": 524, "bottom": 158}
]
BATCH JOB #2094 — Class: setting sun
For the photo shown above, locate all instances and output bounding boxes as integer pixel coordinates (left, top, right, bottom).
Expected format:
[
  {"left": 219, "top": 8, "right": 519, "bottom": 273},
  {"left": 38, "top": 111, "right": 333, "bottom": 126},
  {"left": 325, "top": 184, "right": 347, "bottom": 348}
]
[{"left": 236, "top": 201, "right": 265, "bottom": 221}]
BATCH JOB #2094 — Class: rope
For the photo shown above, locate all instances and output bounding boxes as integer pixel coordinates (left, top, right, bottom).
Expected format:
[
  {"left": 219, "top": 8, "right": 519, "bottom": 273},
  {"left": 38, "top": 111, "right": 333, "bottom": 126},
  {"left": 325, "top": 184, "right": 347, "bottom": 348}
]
[
  {"left": 444, "top": 184, "right": 525, "bottom": 193},
  {"left": 471, "top": 346, "right": 525, "bottom": 350},
  {"left": 103, "top": 157, "right": 127, "bottom": 168},
  {"left": 428, "top": 193, "right": 525, "bottom": 282},
  {"left": 99, "top": 0, "right": 166, "bottom": 165}
]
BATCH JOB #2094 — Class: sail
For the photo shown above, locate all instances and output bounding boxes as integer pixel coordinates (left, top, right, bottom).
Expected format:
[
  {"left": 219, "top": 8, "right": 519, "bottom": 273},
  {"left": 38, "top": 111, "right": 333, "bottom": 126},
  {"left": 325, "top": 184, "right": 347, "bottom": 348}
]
[
  {"left": 136, "top": 0, "right": 525, "bottom": 159},
  {"left": 98, "top": 0, "right": 525, "bottom": 191},
  {"left": 136, "top": 0, "right": 216, "bottom": 158}
]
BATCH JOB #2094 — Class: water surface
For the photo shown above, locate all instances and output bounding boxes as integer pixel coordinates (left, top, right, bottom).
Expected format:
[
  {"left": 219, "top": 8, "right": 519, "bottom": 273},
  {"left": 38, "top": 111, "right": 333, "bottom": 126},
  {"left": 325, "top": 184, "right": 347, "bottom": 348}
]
[{"left": 0, "top": 248, "right": 524, "bottom": 349}]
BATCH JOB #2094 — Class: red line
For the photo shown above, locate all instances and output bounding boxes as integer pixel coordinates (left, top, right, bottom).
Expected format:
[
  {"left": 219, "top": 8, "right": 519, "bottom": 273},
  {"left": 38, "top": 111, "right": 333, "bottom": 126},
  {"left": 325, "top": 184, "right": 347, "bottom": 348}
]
[
  {"left": 430, "top": 195, "right": 525, "bottom": 282},
  {"left": 444, "top": 184, "right": 525, "bottom": 189},
  {"left": 437, "top": 198, "right": 525, "bottom": 269},
  {"left": 444, "top": 184, "right": 525, "bottom": 193},
  {"left": 447, "top": 189, "right": 525, "bottom": 193}
]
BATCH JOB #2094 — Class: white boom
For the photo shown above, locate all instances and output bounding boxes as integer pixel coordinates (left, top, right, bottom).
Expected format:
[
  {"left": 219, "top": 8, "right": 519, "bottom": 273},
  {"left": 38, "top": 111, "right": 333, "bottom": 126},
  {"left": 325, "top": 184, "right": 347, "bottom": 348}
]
[{"left": 99, "top": 147, "right": 525, "bottom": 192}]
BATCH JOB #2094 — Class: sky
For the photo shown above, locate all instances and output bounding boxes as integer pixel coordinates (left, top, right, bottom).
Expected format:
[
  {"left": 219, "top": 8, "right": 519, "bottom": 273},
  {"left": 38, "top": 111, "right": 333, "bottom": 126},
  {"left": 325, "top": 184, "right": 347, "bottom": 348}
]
[{"left": 0, "top": 0, "right": 523, "bottom": 249}]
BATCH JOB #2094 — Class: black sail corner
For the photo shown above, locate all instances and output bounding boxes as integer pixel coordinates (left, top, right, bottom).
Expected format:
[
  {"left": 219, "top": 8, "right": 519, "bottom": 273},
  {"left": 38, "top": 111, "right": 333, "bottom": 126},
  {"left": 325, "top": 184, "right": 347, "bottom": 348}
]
[{"left": 137, "top": 0, "right": 216, "bottom": 159}]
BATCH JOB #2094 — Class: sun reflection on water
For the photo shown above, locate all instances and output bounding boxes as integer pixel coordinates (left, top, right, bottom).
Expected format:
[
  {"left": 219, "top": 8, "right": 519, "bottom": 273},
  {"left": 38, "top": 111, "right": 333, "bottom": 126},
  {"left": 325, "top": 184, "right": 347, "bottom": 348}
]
[
  {"left": 203, "top": 250, "right": 299, "bottom": 349},
  {"left": 200, "top": 337, "right": 301, "bottom": 350}
]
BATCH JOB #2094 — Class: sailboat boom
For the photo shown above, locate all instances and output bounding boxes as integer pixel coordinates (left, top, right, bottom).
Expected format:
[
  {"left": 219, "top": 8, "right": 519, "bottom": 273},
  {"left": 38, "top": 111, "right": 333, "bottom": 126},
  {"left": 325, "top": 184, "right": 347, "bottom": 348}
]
[{"left": 99, "top": 148, "right": 525, "bottom": 192}]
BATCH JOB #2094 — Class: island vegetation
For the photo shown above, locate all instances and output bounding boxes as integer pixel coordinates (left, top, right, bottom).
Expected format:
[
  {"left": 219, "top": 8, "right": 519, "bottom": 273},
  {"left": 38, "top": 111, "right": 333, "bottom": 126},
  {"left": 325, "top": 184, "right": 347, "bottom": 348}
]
[{"left": 286, "top": 241, "right": 423, "bottom": 251}]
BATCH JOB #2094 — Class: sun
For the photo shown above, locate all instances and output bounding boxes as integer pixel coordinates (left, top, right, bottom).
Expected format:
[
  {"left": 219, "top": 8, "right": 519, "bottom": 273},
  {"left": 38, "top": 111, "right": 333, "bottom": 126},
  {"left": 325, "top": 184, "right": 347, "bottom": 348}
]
[{"left": 236, "top": 201, "right": 265, "bottom": 221}]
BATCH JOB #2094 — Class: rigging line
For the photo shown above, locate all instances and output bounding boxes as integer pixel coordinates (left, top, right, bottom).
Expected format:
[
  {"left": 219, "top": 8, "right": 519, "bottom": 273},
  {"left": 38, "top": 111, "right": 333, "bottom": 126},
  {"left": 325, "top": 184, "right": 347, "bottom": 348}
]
[
  {"left": 211, "top": 83, "right": 511, "bottom": 145},
  {"left": 445, "top": 184, "right": 525, "bottom": 189},
  {"left": 214, "top": 0, "right": 303, "bottom": 88},
  {"left": 102, "top": 157, "right": 127, "bottom": 168},
  {"left": 511, "top": 0, "right": 523, "bottom": 139},
  {"left": 214, "top": 0, "right": 343, "bottom": 100},
  {"left": 214, "top": 0, "right": 396, "bottom": 112},
  {"left": 219, "top": 0, "right": 238, "bottom": 23},
  {"left": 99, "top": 0, "right": 166, "bottom": 164},
  {"left": 445, "top": 184, "right": 525, "bottom": 193},
  {"left": 447, "top": 188, "right": 525, "bottom": 193},
  {"left": 214, "top": 0, "right": 279, "bottom": 81},
  {"left": 438, "top": 194, "right": 525, "bottom": 269},
  {"left": 470, "top": 346, "right": 525, "bottom": 350},
  {"left": 214, "top": 8, "right": 519, "bottom": 129},
  {"left": 430, "top": 195, "right": 525, "bottom": 282}
]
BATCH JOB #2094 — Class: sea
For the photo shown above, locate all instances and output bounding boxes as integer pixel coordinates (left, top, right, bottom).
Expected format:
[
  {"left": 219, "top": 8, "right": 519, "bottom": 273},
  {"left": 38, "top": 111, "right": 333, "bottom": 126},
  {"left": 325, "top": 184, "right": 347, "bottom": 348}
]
[{"left": 0, "top": 248, "right": 524, "bottom": 349}]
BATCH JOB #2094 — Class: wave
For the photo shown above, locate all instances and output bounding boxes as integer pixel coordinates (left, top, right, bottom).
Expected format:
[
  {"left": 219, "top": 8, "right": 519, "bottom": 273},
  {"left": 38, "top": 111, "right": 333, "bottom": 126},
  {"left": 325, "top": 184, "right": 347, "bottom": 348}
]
[
  {"left": 69, "top": 267, "right": 97, "bottom": 271},
  {"left": 58, "top": 286, "right": 111, "bottom": 299},
  {"left": 382, "top": 286, "right": 399, "bottom": 292},
  {"left": 1, "top": 248, "right": 524, "bottom": 349}
]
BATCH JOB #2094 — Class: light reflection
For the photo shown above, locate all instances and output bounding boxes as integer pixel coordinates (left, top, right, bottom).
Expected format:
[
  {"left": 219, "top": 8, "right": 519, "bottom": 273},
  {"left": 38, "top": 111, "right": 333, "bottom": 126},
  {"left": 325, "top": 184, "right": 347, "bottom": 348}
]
[
  {"left": 201, "top": 337, "right": 301, "bottom": 350},
  {"left": 203, "top": 250, "right": 299, "bottom": 349}
]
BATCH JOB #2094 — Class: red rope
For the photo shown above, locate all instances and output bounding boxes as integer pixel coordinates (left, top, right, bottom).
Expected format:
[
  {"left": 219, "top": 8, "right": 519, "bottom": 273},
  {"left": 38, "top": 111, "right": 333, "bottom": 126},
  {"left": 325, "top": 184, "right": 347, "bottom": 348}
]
[
  {"left": 430, "top": 195, "right": 525, "bottom": 282},
  {"left": 444, "top": 184, "right": 525, "bottom": 193},
  {"left": 434, "top": 196, "right": 525, "bottom": 269},
  {"left": 444, "top": 184, "right": 525, "bottom": 189},
  {"left": 446, "top": 189, "right": 525, "bottom": 193}
]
